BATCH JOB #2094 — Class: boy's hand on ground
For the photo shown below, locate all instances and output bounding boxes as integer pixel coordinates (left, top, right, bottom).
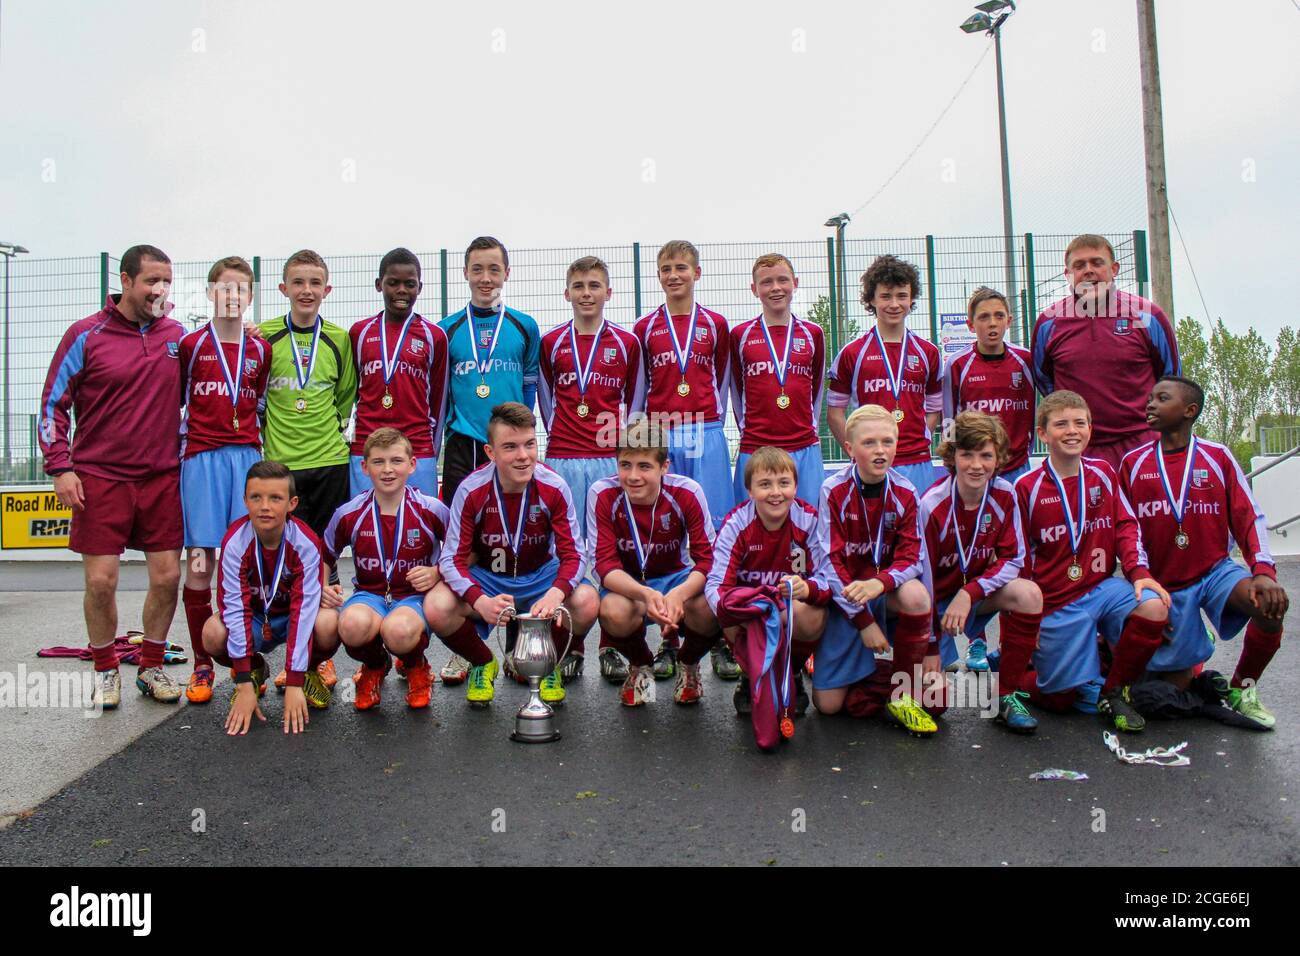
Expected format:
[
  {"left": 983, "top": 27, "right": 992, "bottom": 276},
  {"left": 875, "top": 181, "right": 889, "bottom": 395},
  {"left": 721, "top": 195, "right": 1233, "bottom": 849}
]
[
  {"left": 283, "top": 687, "right": 308, "bottom": 735},
  {"left": 224, "top": 683, "right": 265, "bottom": 736}
]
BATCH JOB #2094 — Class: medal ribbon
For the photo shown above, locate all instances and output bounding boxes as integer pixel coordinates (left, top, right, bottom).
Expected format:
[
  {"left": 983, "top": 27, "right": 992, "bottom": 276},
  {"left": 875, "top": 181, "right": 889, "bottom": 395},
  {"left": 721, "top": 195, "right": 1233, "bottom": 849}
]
[
  {"left": 369, "top": 489, "right": 407, "bottom": 595},
  {"left": 620, "top": 490, "right": 660, "bottom": 578},
  {"left": 253, "top": 533, "right": 288, "bottom": 630},
  {"left": 858, "top": 473, "right": 892, "bottom": 566},
  {"left": 758, "top": 315, "right": 797, "bottom": 392},
  {"left": 1154, "top": 436, "right": 1198, "bottom": 527},
  {"left": 662, "top": 303, "right": 699, "bottom": 380},
  {"left": 379, "top": 312, "right": 417, "bottom": 390},
  {"left": 287, "top": 315, "right": 321, "bottom": 392},
  {"left": 567, "top": 319, "right": 607, "bottom": 400},
  {"left": 871, "top": 326, "right": 911, "bottom": 405},
  {"left": 206, "top": 323, "right": 247, "bottom": 415},
  {"left": 492, "top": 469, "right": 531, "bottom": 559},
  {"left": 950, "top": 479, "right": 992, "bottom": 580},
  {"left": 1044, "top": 459, "right": 1088, "bottom": 561},
  {"left": 467, "top": 301, "right": 507, "bottom": 380}
]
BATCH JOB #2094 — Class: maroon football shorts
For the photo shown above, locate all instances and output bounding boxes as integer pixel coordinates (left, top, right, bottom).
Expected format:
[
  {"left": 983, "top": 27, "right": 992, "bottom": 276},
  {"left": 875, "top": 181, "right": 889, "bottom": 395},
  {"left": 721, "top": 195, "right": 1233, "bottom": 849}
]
[{"left": 70, "top": 470, "right": 183, "bottom": 555}]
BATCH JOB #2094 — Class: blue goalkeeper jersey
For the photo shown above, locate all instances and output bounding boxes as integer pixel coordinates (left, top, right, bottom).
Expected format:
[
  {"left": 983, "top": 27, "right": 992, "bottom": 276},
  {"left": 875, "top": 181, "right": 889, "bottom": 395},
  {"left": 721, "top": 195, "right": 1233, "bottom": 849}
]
[{"left": 440, "top": 303, "right": 540, "bottom": 443}]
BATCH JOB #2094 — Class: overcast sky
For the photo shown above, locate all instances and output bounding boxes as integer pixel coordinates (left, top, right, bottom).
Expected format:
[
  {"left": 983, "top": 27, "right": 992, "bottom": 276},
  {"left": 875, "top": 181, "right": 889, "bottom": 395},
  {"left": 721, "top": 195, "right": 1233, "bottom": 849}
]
[{"left": 2, "top": 0, "right": 1296, "bottom": 339}]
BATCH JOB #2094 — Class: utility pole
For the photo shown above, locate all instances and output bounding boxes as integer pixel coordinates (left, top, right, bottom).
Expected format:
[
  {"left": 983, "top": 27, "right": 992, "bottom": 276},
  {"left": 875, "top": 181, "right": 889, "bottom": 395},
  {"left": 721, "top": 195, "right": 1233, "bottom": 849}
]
[{"left": 1137, "top": 0, "right": 1174, "bottom": 316}]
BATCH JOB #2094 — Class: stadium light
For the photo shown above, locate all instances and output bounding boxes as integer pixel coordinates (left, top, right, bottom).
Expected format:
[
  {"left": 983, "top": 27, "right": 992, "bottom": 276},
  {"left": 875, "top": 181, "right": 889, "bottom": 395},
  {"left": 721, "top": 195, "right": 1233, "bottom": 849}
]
[
  {"left": 959, "top": 0, "right": 1020, "bottom": 334},
  {"left": 824, "top": 214, "right": 850, "bottom": 353},
  {"left": 1, "top": 241, "right": 30, "bottom": 469}
]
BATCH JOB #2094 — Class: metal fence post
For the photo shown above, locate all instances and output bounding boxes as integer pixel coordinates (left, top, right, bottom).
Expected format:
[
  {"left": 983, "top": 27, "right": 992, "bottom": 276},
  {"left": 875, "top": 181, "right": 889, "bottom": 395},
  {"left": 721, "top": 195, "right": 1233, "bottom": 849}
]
[
  {"left": 440, "top": 249, "right": 449, "bottom": 319},
  {"left": 633, "top": 242, "right": 642, "bottom": 318},
  {"left": 252, "top": 256, "right": 261, "bottom": 324},
  {"left": 99, "top": 252, "right": 109, "bottom": 305},
  {"left": 925, "top": 235, "right": 938, "bottom": 342},
  {"left": 826, "top": 236, "right": 839, "bottom": 357},
  {"left": 1133, "top": 229, "right": 1149, "bottom": 301},
  {"left": 1023, "top": 232, "right": 1036, "bottom": 344}
]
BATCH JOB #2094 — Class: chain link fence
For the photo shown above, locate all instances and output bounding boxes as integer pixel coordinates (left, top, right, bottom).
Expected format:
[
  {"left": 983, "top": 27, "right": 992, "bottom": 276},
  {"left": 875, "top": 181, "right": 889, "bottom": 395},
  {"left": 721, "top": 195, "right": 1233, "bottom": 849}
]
[{"left": 1, "top": 231, "right": 1145, "bottom": 483}]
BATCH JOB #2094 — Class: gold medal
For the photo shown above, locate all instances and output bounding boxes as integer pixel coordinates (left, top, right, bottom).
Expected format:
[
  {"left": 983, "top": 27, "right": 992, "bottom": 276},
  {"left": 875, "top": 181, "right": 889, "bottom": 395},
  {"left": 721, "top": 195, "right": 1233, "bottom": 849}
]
[
  {"left": 294, "top": 397, "right": 307, "bottom": 413},
  {"left": 476, "top": 382, "right": 491, "bottom": 399},
  {"left": 780, "top": 716, "right": 795, "bottom": 739},
  {"left": 776, "top": 392, "right": 791, "bottom": 410},
  {"left": 576, "top": 402, "right": 590, "bottom": 418},
  {"left": 1067, "top": 562, "right": 1083, "bottom": 582},
  {"left": 381, "top": 390, "right": 394, "bottom": 409},
  {"left": 677, "top": 379, "right": 691, "bottom": 398},
  {"left": 1175, "top": 528, "right": 1190, "bottom": 549},
  {"left": 893, "top": 408, "right": 905, "bottom": 423},
  {"left": 231, "top": 415, "right": 240, "bottom": 431}
]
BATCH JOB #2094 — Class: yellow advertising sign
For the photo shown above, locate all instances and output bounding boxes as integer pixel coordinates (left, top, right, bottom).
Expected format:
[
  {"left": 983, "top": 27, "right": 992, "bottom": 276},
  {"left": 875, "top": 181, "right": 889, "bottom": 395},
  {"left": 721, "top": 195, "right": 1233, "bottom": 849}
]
[{"left": 1, "top": 491, "right": 73, "bottom": 549}]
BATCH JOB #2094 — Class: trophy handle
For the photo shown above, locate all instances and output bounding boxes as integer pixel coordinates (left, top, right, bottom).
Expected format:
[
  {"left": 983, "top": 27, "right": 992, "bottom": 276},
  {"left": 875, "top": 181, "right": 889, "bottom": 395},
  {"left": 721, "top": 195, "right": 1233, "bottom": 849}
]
[
  {"left": 491, "top": 605, "right": 517, "bottom": 660},
  {"left": 552, "top": 604, "right": 574, "bottom": 662}
]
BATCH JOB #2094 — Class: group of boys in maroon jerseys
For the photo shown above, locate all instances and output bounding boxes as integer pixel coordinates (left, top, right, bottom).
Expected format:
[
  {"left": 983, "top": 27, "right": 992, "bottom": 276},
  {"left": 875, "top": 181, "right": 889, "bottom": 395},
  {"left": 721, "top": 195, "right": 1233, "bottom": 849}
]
[{"left": 40, "top": 234, "right": 1287, "bottom": 747}]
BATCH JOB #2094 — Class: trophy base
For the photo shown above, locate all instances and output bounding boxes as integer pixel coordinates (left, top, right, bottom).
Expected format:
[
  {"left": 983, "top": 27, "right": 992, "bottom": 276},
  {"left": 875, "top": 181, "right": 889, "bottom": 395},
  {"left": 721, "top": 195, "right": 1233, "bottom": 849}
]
[{"left": 510, "top": 729, "right": 562, "bottom": 744}]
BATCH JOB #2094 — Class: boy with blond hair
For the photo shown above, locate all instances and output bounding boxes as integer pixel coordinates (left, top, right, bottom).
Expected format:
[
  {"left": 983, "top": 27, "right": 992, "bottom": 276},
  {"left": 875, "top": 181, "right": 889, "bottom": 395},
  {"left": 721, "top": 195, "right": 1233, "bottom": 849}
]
[{"left": 815, "top": 405, "right": 939, "bottom": 735}]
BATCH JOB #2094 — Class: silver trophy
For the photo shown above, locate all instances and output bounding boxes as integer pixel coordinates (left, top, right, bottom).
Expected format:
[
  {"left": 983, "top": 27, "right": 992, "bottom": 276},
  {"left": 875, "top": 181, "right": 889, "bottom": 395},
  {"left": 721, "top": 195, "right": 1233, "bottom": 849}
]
[{"left": 494, "top": 606, "right": 572, "bottom": 744}]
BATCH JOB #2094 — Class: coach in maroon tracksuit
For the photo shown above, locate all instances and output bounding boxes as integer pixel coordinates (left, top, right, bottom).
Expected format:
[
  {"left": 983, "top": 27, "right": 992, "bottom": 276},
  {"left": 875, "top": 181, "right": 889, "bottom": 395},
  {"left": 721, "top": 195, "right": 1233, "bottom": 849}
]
[
  {"left": 39, "top": 245, "right": 186, "bottom": 707},
  {"left": 1031, "top": 233, "right": 1180, "bottom": 470}
]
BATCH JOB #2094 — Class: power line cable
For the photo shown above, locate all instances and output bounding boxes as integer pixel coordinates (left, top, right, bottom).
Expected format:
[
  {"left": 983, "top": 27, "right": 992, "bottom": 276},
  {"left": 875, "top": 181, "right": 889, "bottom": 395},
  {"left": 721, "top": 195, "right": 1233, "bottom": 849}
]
[
  {"left": 1168, "top": 198, "right": 1213, "bottom": 326},
  {"left": 849, "top": 40, "right": 994, "bottom": 218}
]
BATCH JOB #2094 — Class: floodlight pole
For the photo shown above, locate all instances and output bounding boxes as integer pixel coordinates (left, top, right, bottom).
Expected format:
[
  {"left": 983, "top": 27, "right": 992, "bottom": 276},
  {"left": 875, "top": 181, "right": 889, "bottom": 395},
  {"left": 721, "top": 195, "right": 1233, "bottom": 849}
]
[
  {"left": 1137, "top": 0, "right": 1174, "bottom": 317},
  {"left": 991, "top": 18, "right": 1019, "bottom": 330}
]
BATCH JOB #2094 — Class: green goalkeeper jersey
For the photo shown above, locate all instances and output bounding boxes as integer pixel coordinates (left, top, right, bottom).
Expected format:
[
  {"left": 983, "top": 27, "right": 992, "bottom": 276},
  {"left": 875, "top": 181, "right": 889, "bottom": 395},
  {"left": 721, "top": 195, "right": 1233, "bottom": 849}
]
[{"left": 260, "top": 314, "right": 358, "bottom": 470}]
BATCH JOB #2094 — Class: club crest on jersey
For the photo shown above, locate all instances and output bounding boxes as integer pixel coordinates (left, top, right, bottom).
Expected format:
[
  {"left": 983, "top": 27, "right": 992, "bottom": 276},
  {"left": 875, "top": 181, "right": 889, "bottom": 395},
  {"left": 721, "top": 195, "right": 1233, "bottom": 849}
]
[
  {"left": 1089, "top": 485, "right": 1102, "bottom": 507},
  {"left": 907, "top": 354, "right": 919, "bottom": 370},
  {"left": 479, "top": 329, "right": 493, "bottom": 346},
  {"left": 603, "top": 347, "right": 618, "bottom": 365},
  {"left": 981, "top": 512, "right": 993, "bottom": 531},
  {"left": 529, "top": 504, "right": 542, "bottom": 521},
  {"left": 1193, "top": 468, "right": 1209, "bottom": 488},
  {"left": 1010, "top": 371, "right": 1023, "bottom": 388},
  {"left": 406, "top": 528, "right": 420, "bottom": 547},
  {"left": 660, "top": 513, "right": 673, "bottom": 531},
  {"left": 793, "top": 337, "right": 807, "bottom": 352},
  {"left": 1114, "top": 318, "right": 1132, "bottom": 335},
  {"left": 166, "top": 341, "right": 180, "bottom": 358},
  {"left": 694, "top": 327, "right": 710, "bottom": 343},
  {"left": 409, "top": 338, "right": 425, "bottom": 354},
  {"left": 884, "top": 512, "right": 897, "bottom": 530},
  {"left": 243, "top": 358, "right": 258, "bottom": 375}
]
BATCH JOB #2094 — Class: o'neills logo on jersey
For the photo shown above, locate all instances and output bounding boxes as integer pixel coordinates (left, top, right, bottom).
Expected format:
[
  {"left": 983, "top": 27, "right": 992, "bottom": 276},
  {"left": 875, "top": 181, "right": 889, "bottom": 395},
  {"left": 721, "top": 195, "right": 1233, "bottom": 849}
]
[
  {"left": 969, "top": 397, "right": 1032, "bottom": 413},
  {"left": 1039, "top": 515, "right": 1112, "bottom": 543},
  {"left": 50, "top": 886, "right": 151, "bottom": 936},
  {"left": 1136, "top": 500, "right": 1221, "bottom": 519}
]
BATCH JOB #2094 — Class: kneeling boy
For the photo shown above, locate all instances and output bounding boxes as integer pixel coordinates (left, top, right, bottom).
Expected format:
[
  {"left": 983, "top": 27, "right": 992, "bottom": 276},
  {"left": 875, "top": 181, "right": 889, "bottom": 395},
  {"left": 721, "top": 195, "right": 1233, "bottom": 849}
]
[
  {"left": 919, "top": 411, "right": 1043, "bottom": 733},
  {"left": 428, "top": 402, "right": 598, "bottom": 707},
  {"left": 1014, "top": 391, "right": 1170, "bottom": 732},
  {"left": 590, "top": 418, "right": 719, "bottom": 706},
  {"left": 705, "top": 446, "right": 830, "bottom": 718},
  {"left": 1120, "top": 376, "right": 1287, "bottom": 729},
  {"left": 202, "top": 461, "right": 337, "bottom": 735},
  {"left": 816, "top": 405, "right": 939, "bottom": 735},
  {"left": 318, "top": 427, "right": 450, "bottom": 711}
]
